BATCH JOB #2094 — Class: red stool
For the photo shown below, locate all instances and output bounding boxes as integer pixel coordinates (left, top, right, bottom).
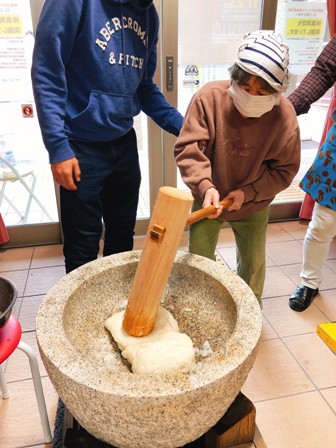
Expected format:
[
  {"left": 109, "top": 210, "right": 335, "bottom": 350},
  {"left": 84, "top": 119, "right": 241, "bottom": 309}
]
[{"left": 0, "top": 278, "right": 52, "bottom": 443}]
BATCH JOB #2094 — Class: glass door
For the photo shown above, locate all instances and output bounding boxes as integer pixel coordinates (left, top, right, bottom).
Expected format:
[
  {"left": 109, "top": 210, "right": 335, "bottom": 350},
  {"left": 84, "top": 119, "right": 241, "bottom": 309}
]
[
  {"left": 0, "top": 0, "right": 60, "bottom": 246},
  {"left": 162, "top": 0, "right": 331, "bottom": 221},
  {"left": 272, "top": 0, "right": 330, "bottom": 219},
  {"left": 2, "top": 0, "right": 162, "bottom": 245}
]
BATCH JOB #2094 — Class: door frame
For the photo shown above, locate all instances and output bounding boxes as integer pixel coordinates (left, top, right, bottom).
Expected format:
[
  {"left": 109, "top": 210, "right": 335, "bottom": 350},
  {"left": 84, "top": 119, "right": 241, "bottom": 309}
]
[{"left": 135, "top": 0, "right": 180, "bottom": 236}]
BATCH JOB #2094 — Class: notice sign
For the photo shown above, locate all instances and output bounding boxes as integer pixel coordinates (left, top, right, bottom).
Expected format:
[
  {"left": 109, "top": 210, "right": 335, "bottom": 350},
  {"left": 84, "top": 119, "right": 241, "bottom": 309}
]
[
  {"left": 283, "top": 1, "right": 327, "bottom": 75},
  {"left": 21, "top": 103, "right": 34, "bottom": 117},
  {"left": 0, "top": 13, "right": 23, "bottom": 36},
  {"left": 0, "top": 1, "right": 34, "bottom": 101}
]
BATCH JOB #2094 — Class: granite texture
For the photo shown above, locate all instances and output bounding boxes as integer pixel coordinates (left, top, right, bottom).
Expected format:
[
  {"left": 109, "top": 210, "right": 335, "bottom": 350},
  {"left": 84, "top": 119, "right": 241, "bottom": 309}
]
[{"left": 36, "top": 251, "right": 262, "bottom": 448}]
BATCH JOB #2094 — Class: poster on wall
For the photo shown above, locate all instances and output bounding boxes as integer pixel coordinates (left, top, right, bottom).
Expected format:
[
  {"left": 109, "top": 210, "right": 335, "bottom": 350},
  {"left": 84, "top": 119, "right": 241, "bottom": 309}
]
[
  {"left": 281, "top": 1, "right": 327, "bottom": 75},
  {"left": 0, "top": 0, "right": 35, "bottom": 101}
]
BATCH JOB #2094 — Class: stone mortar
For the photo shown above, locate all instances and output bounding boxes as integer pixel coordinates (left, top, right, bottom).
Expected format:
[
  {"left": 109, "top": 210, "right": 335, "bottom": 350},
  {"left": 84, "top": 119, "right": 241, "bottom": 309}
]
[{"left": 36, "top": 251, "right": 262, "bottom": 448}]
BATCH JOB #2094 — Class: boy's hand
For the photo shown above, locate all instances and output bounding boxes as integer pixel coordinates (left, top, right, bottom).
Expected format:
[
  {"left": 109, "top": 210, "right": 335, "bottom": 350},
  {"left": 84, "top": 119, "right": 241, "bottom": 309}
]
[{"left": 51, "top": 158, "right": 81, "bottom": 191}]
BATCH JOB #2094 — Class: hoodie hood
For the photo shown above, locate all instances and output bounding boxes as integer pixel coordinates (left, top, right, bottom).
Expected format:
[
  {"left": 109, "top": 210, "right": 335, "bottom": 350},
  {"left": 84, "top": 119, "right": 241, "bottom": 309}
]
[{"left": 114, "top": 0, "right": 153, "bottom": 10}]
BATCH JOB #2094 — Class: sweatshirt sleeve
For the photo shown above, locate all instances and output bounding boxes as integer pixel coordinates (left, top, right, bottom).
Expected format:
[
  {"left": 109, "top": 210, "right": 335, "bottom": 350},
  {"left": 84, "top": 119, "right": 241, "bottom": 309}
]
[
  {"left": 31, "top": 0, "right": 83, "bottom": 163},
  {"left": 287, "top": 35, "right": 336, "bottom": 116},
  {"left": 174, "top": 94, "right": 215, "bottom": 200},
  {"left": 240, "top": 125, "right": 301, "bottom": 203},
  {"left": 137, "top": 28, "right": 183, "bottom": 137}
]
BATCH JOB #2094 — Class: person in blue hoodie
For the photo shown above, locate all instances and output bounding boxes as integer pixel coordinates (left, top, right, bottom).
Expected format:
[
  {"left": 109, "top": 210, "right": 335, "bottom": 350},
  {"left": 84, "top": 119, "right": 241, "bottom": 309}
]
[{"left": 31, "top": 0, "right": 183, "bottom": 273}]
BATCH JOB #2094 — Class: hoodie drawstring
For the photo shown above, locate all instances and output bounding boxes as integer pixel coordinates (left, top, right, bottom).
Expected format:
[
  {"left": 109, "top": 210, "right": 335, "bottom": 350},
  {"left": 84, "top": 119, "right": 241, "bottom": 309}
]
[
  {"left": 145, "top": 8, "right": 148, "bottom": 79},
  {"left": 119, "top": 1, "right": 125, "bottom": 78},
  {"left": 118, "top": 0, "right": 149, "bottom": 80}
]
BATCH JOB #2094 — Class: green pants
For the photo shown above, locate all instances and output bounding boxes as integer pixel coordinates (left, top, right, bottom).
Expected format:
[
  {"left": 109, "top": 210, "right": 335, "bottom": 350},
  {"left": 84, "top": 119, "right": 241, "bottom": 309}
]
[{"left": 189, "top": 203, "right": 270, "bottom": 306}]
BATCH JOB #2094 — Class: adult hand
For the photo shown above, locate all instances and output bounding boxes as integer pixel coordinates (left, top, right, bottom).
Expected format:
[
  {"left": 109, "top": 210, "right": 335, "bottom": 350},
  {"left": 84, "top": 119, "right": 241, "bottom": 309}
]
[
  {"left": 224, "top": 189, "right": 245, "bottom": 211},
  {"left": 50, "top": 158, "right": 81, "bottom": 191},
  {"left": 203, "top": 187, "right": 223, "bottom": 219}
]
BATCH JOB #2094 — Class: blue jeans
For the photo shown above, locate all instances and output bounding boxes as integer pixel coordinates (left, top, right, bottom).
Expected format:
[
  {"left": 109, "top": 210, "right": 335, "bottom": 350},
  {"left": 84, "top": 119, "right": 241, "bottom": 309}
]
[{"left": 60, "top": 129, "right": 141, "bottom": 273}]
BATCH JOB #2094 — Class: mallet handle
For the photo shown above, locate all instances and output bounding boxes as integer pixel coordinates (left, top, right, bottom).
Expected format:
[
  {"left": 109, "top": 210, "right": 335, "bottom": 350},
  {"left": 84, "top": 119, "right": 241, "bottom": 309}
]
[{"left": 186, "top": 198, "right": 233, "bottom": 226}]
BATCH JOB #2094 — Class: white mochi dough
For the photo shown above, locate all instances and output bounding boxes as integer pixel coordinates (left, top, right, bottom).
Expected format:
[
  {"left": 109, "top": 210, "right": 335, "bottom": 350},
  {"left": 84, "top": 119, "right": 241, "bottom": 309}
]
[
  {"left": 104, "top": 307, "right": 195, "bottom": 374},
  {"left": 105, "top": 307, "right": 179, "bottom": 350},
  {"left": 123, "top": 331, "right": 194, "bottom": 374}
]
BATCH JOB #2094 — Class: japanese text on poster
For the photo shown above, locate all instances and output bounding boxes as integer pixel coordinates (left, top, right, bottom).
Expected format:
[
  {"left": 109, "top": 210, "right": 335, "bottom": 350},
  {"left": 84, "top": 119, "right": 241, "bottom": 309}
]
[
  {"left": 0, "top": 1, "right": 34, "bottom": 101},
  {"left": 283, "top": 1, "right": 327, "bottom": 75}
]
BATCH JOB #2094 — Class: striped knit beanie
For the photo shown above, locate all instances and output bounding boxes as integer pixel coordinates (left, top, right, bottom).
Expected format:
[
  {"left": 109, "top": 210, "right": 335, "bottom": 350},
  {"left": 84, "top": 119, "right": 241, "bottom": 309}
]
[{"left": 236, "top": 30, "right": 290, "bottom": 93}]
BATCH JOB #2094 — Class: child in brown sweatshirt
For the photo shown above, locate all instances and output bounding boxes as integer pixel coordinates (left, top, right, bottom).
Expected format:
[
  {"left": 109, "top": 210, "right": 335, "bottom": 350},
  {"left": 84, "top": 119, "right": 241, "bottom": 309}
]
[{"left": 174, "top": 30, "right": 301, "bottom": 305}]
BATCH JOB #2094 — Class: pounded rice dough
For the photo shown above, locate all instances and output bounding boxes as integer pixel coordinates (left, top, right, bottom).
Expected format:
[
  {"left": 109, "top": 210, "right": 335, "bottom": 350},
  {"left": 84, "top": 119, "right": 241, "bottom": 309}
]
[{"left": 105, "top": 307, "right": 195, "bottom": 374}]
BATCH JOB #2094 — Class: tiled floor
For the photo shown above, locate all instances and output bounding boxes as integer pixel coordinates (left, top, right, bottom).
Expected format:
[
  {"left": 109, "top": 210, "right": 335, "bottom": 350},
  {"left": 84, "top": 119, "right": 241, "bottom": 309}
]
[{"left": 0, "top": 220, "right": 336, "bottom": 448}]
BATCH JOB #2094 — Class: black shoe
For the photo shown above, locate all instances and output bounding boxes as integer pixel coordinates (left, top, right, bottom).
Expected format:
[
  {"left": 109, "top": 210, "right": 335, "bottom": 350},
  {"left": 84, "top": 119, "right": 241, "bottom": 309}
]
[{"left": 289, "top": 285, "right": 319, "bottom": 312}]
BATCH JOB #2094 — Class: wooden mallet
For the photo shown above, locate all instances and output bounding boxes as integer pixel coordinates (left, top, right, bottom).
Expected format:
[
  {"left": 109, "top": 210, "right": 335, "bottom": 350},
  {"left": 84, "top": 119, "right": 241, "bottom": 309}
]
[{"left": 122, "top": 187, "right": 233, "bottom": 337}]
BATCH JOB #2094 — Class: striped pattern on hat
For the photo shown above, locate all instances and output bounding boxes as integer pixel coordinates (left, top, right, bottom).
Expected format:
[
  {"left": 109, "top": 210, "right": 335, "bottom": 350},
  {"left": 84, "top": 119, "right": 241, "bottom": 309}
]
[{"left": 236, "top": 30, "right": 290, "bottom": 93}]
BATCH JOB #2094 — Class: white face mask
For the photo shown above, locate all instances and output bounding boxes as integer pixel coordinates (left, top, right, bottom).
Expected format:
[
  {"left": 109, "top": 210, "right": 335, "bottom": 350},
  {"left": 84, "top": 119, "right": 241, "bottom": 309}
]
[{"left": 228, "top": 81, "right": 279, "bottom": 117}]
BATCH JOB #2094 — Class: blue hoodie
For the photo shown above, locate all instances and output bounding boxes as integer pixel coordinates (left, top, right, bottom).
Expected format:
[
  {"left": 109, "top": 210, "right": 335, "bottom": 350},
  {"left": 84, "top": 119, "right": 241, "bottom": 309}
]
[{"left": 31, "top": 0, "right": 183, "bottom": 163}]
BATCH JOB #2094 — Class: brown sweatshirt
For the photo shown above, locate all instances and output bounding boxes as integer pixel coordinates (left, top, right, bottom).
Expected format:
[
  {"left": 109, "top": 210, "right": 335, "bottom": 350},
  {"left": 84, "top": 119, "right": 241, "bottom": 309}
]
[{"left": 174, "top": 80, "right": 301, "bottom": 221}]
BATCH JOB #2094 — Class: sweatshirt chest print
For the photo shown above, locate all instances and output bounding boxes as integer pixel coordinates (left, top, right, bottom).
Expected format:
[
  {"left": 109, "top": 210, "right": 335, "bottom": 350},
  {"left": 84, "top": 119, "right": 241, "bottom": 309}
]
[
  {"left": 229, "top": 138, "right": 250, "bottom": 157},
  {"left": 95, "top": 15, "right": 147, "bottom": 69}
]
